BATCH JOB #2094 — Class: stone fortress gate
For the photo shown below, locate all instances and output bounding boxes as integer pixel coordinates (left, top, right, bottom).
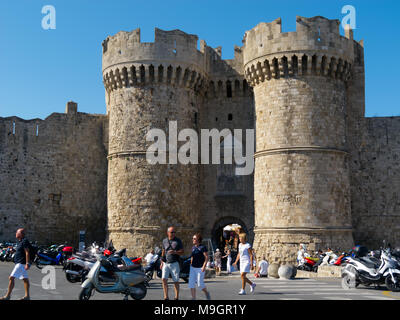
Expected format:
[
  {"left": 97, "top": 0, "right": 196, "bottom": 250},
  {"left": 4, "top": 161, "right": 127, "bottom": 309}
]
[{"left": 1, "top": 16, "right": 400, "bottom": 265}]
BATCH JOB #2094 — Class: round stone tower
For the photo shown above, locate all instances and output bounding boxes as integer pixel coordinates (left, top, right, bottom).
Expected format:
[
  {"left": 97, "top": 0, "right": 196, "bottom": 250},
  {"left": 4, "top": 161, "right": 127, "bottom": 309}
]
[
  {"left": 243, "top": 16, "right": 355, "bottom": 263},
  {"left": 102, "top": 28, "right": 207, "bottom": 256}
]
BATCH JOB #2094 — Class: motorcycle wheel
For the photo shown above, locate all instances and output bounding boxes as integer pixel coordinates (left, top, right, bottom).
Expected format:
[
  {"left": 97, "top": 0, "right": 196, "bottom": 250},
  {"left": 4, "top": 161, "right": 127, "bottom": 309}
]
[
  {"left": 385, "top": 275, "right": 400, "bottom": 292},
  {"left": 79, "top": 286, "right": 94, "bottom": 300},
  {"left": 341, "top": 274, "right": 357, "bottom": 289},
  {"left": 130, "top": 283, "right": 147, "bottom": 300},
  {"left": 66, "top": 272, "right": 81, "bottom": 283},
  {"left": 36, "top": 259, "right": 43, "bottom": 269}
]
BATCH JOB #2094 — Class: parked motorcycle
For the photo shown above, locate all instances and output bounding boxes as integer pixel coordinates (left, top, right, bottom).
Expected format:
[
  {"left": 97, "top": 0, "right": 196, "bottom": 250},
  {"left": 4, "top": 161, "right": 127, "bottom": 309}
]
[
  {"left": 64, "top": 243, "right": 141, "bottom": 283},
  {"left": 297, "top": 256, "right": 319, "bottom": 272},
  {"left": 333, "top": 252, "right": 350, "bottom": 266},
  {"left": 64, "top": 248, "right": 115, "bottom": 283},
  {"left": 5, "top": 246, "right": 16, "bottom": 262},
  {"left": 79, "top": 252, "right": 147, "bottom": 300},
  {"left": 341, "top": 244, "right": 400, "bottom": 292},
  {"left": 35, "top": 244, "right": 65, "bottom": 269},
  {"left": 62, "top": 246, "right": 74, "bottom": 260},
  {"left": 0, "top": 250, "right": 5, "bottom": 262},
  {"left": 143, "top": 248, "right": 190, "bottom": 284}
]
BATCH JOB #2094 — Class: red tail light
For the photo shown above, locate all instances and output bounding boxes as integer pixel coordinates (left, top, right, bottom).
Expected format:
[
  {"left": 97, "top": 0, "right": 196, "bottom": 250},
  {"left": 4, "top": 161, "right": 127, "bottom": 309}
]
[
  {"left": 132, "top": 257, "right": 142, "bottom": 264},
  {"left": 68, "top": 257, "right": 76, "bottom": 261}
]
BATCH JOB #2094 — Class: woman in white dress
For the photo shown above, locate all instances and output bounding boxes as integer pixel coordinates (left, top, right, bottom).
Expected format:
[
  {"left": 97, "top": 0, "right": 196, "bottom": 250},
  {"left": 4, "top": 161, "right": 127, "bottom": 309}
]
[
  {"left": 232, "top": 233, "right": 256, "bottom": 295},
  {"left": 223, "top": 246, "right": 232, "bottom": 274}
]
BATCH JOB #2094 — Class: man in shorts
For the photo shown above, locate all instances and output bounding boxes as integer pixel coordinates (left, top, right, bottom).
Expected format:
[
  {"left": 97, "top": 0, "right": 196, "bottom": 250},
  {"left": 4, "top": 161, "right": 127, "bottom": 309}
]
[
  {"left": 0, "top": 228, "right": 31, "bottom": 300},
  {"left": 160, "top": 226, "right": 184, "bottom": 300}
]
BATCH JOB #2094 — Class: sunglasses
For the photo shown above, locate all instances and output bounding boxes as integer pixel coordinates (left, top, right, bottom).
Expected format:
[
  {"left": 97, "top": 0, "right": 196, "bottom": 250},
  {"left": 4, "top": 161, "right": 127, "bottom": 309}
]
[{"left": 169, "top": 231, "right": 176, "bottom": 234}]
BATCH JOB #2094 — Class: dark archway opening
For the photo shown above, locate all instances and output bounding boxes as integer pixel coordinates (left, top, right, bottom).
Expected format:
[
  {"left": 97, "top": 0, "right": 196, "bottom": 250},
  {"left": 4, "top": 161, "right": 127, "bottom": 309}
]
[{"left": 211, "top": 217, "right": 248, "bottom": 271}]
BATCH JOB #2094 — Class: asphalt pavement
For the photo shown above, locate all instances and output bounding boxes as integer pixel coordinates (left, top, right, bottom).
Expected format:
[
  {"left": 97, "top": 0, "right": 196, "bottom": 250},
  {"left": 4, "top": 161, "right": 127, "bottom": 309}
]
[{"left": 0, "top": 262, "right": 399, "bottom": 301}]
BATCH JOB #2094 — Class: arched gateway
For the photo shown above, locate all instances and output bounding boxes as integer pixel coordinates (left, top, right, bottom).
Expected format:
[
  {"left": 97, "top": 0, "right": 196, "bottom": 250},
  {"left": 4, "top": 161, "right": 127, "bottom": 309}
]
[{"left": 211, "top": 216, "right": 251, "bottom": 251}]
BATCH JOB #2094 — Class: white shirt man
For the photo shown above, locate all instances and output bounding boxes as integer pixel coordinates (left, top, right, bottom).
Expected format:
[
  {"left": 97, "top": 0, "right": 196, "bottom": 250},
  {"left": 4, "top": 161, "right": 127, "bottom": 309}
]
[
  {"left": 145, "top": 250, "right": 155, "bottom": 265},
  {"left": 257, "top": 259, "right": 269, "bottom": 277}
]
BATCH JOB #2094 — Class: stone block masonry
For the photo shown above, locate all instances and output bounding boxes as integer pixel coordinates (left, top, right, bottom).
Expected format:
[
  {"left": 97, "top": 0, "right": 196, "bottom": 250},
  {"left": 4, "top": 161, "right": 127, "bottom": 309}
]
[
  {"left": 1, "top": 16, "right": 400, "bottom": 263},
  {"left": 0, "top": 105, "right": 108, "bottom": 245}
]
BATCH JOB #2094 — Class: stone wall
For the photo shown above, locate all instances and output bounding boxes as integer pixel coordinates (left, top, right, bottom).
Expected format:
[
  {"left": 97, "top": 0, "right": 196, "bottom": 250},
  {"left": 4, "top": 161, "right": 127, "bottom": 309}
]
[
  {"left": 351, "top": 117, "right": 400, "bottom": 249},
  {"left": 2, "top": 17, "right": 399, "bottom": 262},
  {"left": 0, "top": 107, "right": 108, "bottom": 245}
]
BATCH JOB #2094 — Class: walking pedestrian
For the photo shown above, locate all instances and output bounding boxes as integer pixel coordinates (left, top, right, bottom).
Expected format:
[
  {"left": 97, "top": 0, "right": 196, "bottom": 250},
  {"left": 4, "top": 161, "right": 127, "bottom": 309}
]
[
  {"left": 189, "top": 233, "right": 211, "bottom": 300},
  {"left": 223, "top": 246, "right": 232, "bottom": 275},
  {"left": 160, "top": 226, "right": 184, "bottom": 300},
  {"left": 232, "top": 233, "right": 256, "bottom": 295},
  {"left": 214, "top": 249, "right": 222, "bottom": 276},
  {"left": 0, "top": 228, "right": 31, "bottom": 300}
]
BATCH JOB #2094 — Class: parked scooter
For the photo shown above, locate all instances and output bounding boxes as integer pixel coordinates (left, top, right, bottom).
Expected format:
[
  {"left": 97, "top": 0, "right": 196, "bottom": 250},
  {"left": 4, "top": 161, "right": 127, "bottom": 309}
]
[
  {"left": 0, "top": 248, "right": 6, "bottom": 262},
  {"left": 79, "top": 252, "right": 147, "bottom": 300},
  {"left": 333, "top": 251, "right": 350, "bottom": 266},
  {"left": 297, "top": 256, "right": 319, "bottom": 272},
  {"left": 62, "top": 246, "right": 74, "bottom": 260},
  {"left": 4, "top": 246, "right": 16, "bottom": 262},
  {"left": 64, "top": 246, "right": 115, "bottom": 283},
  {"left": 64, "top": 243, "right": 141, "bottom": 283},
  {"left": 35, "top": 244, "right": 65, "bottom": 269},
  {"left": 341, "top": 244, "right": 400, "bottom": 292}
]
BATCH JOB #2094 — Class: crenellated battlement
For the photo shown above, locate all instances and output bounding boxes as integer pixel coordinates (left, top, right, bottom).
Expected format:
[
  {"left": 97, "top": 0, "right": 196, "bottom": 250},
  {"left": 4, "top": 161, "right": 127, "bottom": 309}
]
[
  {"left": 103, "top": 63, "right": 207, "bottom": 93},
  {"left": 243, "top": 16, "right": 358, "bottom": 85},
  {"left": 102, "top": 28, "right": 252, "bottom": 96},
  {"left": 103, "top": 29, "right": 207, "bottom": 72},
  {"left": 102, "top": 28, "right": 214, "bottom": 94}
]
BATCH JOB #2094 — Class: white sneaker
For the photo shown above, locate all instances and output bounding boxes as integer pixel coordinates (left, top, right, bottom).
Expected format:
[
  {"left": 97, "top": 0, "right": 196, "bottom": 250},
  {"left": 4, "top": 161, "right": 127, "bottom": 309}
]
[
  {"left": 250, "top": 283, "right": 256, "bottom": 293},
  {"left": 238, "top": 289, "right": 246, "bottom": 295}
]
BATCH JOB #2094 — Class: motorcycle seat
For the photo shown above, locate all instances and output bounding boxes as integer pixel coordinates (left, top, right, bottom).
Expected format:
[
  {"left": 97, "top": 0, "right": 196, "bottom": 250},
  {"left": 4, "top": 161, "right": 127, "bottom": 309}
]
[
  {"left": 117, "top": 264, "right": 142, "bottom": 272},
  {"left": 357, "top": 257, "right": 378, "bottom": 269},
  {"left": 114, "top": 248, "right": 127, "bottom": 257}
]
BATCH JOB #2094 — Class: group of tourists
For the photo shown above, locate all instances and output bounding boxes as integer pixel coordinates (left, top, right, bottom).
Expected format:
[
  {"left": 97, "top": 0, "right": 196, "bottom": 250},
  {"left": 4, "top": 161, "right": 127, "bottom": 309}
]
[
  {"left": 159, "top": 226, "right": 212, "bottom": 300},
  {"left": 0, "top": 226, "right": 264, "bottom": 301},
  {"left": 160, "top": 226, "right": 258, "bottom": 300}
]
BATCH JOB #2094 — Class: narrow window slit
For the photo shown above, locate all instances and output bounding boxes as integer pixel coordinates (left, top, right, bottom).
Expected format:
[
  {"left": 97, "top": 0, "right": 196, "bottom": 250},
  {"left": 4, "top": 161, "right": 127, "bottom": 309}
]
[{"left": 226, "top": 81, "right": 232, "bottom": 98}]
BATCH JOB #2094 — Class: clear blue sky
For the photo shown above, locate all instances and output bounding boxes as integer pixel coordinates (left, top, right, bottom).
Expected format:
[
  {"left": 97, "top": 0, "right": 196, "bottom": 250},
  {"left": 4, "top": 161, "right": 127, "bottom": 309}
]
[{"left": 0, "top": 0, "right": 398, "bottom": 119}]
